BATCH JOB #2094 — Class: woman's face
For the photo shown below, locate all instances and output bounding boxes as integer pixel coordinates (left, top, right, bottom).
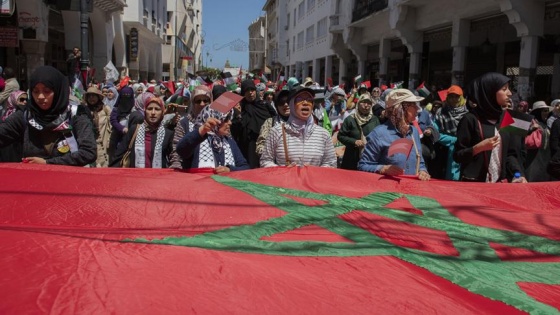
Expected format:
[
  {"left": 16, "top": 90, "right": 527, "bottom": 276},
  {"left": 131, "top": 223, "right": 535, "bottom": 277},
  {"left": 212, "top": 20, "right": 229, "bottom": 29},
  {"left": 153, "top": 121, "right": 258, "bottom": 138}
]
[
  {"left": 107, "top": 89, "right": 116, "bottom": 100},
  {"left": 403, "top": 102, "right": 419, "bottom": 123},
  {"left": 102, "top": 88, "right": 109, "bottom": 96},
  {"left": 135, "top": 87, "right": 143, "bottom": 95},
  {"left": 266, "top": 93, "right": 274, "bottom": 101},
  {"left": 447, "top": 93, "right": 460, "bottom": 107},
  {"left": 293, "top": 92, "right": 314, "bottom": 120},
  {"left": 145, "top": 102, "right": 163, "bottom": 125},
  {"left": 358, "top": 101, "right": 372, "bottom": 115},
  {"left": 276, "top": 97, "right": 290, "bottom": 116},
  {"left": 193, "top": 97, "right": 211, "bottom": 116},
  {"left": 496, "top": 83, "right": 513, "bottom": 109},
  {"left": 17, "top": 93, "right": 28, "bottom": 107},
  {"left": 86, "top": 94, "right": 100, "bottom": 105},
  {"left": 540, "top": 108, "right": 550, "bottom": 122},
  {"left": 217, "top": 119, "right": 232, "bottom": 136},
  {"left": 32, "top": 83, "right": 55, "bottom": 111}
]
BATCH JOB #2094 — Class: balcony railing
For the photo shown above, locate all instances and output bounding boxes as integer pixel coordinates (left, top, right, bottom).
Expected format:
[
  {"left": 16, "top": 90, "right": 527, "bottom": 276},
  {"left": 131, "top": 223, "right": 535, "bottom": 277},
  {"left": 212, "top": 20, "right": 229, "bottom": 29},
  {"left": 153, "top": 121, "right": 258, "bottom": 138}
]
[
  {"left": 329, "top": 14, "right": 343, "bottom": 33},
  {"left": 352, "top": 0, "right": 388, "bottom": 22}
]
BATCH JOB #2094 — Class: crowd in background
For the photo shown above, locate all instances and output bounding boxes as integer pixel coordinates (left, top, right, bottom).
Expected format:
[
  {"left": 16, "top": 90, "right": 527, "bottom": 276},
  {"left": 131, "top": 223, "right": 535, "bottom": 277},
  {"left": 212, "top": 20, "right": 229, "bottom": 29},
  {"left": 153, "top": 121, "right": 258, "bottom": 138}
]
[{"left": 0, "top": 64, "right": 559, "bottom": 182}]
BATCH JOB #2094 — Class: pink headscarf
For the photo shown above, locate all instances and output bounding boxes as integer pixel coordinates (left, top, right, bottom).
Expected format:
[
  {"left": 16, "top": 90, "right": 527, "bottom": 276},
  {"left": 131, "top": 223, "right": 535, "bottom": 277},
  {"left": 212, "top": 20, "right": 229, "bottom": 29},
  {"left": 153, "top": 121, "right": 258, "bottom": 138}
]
[{"left": 2, "top": 90, "right": 26, "bottom": 121}]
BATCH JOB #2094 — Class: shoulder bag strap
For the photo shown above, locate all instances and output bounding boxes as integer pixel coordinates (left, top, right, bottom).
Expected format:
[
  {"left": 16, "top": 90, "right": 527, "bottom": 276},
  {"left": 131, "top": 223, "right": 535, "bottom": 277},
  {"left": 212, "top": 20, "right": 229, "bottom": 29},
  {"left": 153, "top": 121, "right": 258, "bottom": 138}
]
[
  {"left": 127, "top": 124, "right": 141, "bottom": 150},
  {"left": 281, "top": 123, "right": 290, "bottom": 166}
]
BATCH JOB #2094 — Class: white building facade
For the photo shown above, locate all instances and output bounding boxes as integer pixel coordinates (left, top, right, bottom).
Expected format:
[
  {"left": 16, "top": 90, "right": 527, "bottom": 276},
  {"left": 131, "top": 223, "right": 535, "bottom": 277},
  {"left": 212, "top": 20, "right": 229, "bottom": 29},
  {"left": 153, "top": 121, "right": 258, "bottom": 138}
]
[
  {"left": 263, "top": 0, "right": 560, "bottom": 100},
  {"left": 162, "top": 0, "right": 202, "bottom": 80}
]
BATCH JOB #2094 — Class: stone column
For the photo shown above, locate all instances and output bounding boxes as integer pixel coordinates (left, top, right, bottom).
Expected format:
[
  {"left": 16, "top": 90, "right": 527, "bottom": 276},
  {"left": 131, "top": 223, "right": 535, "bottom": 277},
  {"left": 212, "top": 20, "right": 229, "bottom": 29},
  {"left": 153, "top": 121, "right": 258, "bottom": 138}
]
[
  {"left": 338, "top": 58, "right": 347, "bottom": 86},
  {"left": 313, "top": 58, "right": 321, "bottom": 83},
  {"left": 518, "top": 36, "right": 539, "bottom": 100},
  {"left": 21, "top": 41, "right": 47, "bottom": 81},
  {"left": 451, "top": 19, "right": 470, "bottom": 87},
  {"left": 379, "top": 38, "right": 391, "bottom": 87},
  {"left": 408, "top": 52, "right": 422, "bottom": 90},
  {"left": 552, "top": 53, "right": 560, "bottom": 99},
  {"left": 325, "top": 55, "right": 333, "bottom": 87}
]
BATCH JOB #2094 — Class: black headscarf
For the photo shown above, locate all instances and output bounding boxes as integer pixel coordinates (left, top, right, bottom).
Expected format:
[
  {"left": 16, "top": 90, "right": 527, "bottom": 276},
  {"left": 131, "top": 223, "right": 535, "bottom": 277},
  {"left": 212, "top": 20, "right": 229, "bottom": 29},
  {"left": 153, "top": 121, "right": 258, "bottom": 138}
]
[
  {"left": 116, "top": 87, "right": 135, "bottom": 120},
  {"left": 465, "top": 72, "right": 510, "bottom": 121},
  {"left": 27, "top": 66, "right": 70, "bottom": 126}
]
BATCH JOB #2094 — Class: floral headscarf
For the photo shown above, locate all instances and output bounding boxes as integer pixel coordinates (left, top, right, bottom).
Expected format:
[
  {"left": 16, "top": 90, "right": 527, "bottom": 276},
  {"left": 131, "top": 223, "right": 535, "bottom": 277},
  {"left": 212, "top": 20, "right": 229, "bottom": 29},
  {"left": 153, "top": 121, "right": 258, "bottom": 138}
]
[
  {"left": 2, "top": 90, "right": 26, "bottom": 121},
  {"left": 134, "top": 92, "right": 155, "bottom": 115},
  {"left": 385, "top": 100, "right": 412, "bottom": 137}
]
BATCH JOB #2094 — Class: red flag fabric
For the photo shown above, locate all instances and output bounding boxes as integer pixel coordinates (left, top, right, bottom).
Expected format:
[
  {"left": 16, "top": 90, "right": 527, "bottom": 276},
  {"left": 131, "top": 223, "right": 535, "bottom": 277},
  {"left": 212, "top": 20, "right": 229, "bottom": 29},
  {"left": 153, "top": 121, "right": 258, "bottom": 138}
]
[
  {"left": 0, "top": 164, "right": 559, "bottom": 314},
  {"left": 388, "top": 138, "right": 414, "bottom": 157},
  {"left": 438, "top": 90, "right": 448, "bottom": 102},
  {"left": 166, "top": 80, "right": 176, "bottom": 95}
]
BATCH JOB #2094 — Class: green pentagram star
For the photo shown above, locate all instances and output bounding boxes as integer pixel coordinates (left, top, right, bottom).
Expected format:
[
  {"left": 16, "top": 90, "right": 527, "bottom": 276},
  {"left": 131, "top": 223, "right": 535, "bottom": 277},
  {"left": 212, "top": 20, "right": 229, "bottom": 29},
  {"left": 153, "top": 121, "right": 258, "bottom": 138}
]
[{"left": 133, "top": 175, "right": 560, "bottom": 314}]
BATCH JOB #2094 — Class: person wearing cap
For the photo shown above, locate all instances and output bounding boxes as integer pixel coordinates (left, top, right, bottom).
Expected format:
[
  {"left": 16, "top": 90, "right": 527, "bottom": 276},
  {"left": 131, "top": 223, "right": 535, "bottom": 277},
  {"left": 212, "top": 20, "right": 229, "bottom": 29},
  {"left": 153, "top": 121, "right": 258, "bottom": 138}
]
[
  {"left": 111, "top": 96, "right": 174, "bottom": 168},
  {"left": 303, "top": 77, "right": 314, "bottom": 87},
  {"left": 454, "top": 72, "right": 526, "bottom": 183},
  {"left": 524, "top": 101, "right": 553, "bottom": 181},
  {"left": 433, "top": 85, "right": 469, "bottom": 180},
  {"left": 232, "top": 79, "right": 276, "bottom": 168},
  {"left": 84, "top": 86, "right": 112, "bottom": 167},
  {"left": 346, "top": 83, "right": 370, "bottom": 114},
  {"left": 176, "top": 104, "right": 249, "bottom": 173},
  {"left": 358, "top": 89, "right": 430, "bottom": 180},
  {"left": 325, "top": 86, "right": 347, "bottom": 131},
  {"left": 256, "top": 90, "right": 290, "bottom": 156},
  {"left": 337, "top": 93, "right": 380, "bottom": 170},
  {"left": 260, "top": 86, "right": 336, "bottom": 168},
  {"left": 168, "top": 85, "right": 212, "bottom": 169},
  {"left": 312, "top": 89, "right": 332, "bottom": 135}
]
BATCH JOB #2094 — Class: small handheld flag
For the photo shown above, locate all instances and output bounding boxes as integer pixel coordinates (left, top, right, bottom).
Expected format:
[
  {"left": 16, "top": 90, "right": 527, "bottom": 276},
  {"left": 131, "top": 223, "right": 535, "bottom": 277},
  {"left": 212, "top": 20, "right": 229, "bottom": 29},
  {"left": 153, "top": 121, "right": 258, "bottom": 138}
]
[
  {"left": 388, "top": 138, "right": 414, "bottom": 158},
  {"left": 210, "top": 92, "right": 244, "bottom": 114},
  {"left": 499, "top": 109, "right": 534, "bottom": 136},
  {"left": 416, "top": 82, "right": 430, "bottom": 98},
  {"left": 437, "top": 90, "right": 448, "bottom": 102}
]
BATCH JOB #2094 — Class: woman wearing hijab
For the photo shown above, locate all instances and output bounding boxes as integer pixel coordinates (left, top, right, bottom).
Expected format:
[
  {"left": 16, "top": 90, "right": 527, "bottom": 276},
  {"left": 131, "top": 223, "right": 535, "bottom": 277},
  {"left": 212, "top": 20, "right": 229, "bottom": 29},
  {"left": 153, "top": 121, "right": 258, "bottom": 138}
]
[
  {"left": 176, "top": 105, "right": 249, "bottom": 172},
  {"left": 111, "top": 97, "right": 173, "bottom": 168},
  {"left": 358, "top": 89, "right": 430, "bottom": 180},
  {"left": 84, "top": 86, "right": 112, "bottom": 167},
  {"left": 168, "top": 85, "right": 211, "bottom": 169},
  {"left": 433, "top": 85, "right": 469, "bottom": 180},
  {"left": 453, "top": 72, "right": 525, "bottom": 183},
  {"left": 256, "top": 90, "right": 290, "bottom": 156},
  {"left": 338, "top": 93, "right": 380, "bottom": 170},
  {"left": 524, "top": 101, "right": 553, "bottom": 182},
  {"left": 0, "top": 66, "right": 96, "bottom": 166},
  {"left": 103, "top": 86, "right": 119, "bottom": 110},
  {"left": 108, "top": 87, "right": 136, "bottom": 163},
  {"left": 260, "top": 86, "right": 336, "bottom": 167},
  {"left": 0, "top": 90, "right": 28, "bottom": 162}
]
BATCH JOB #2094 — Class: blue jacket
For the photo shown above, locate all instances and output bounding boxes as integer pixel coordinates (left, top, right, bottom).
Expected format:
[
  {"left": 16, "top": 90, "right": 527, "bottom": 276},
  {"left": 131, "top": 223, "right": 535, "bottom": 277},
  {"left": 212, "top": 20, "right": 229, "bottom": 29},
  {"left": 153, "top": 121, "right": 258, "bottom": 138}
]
[{"left": 358, "top": 121, "right": 427, "bottom": 175}]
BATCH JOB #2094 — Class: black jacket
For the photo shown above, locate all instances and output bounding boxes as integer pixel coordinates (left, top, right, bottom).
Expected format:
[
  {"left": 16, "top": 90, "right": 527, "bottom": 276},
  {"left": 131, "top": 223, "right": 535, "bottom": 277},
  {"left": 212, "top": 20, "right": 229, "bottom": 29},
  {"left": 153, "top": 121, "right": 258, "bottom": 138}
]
[{"left": 0, "top": 110, "right": 96, "bottom": 166}]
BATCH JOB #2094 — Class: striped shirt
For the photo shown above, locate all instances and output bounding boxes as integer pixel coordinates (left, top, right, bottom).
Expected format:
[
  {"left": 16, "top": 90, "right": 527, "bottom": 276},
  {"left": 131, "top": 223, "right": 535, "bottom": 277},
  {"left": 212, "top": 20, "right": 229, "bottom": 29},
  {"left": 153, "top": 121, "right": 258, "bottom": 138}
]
[{"left": 260, "top": 122, "right": 336, "bottom": 167}]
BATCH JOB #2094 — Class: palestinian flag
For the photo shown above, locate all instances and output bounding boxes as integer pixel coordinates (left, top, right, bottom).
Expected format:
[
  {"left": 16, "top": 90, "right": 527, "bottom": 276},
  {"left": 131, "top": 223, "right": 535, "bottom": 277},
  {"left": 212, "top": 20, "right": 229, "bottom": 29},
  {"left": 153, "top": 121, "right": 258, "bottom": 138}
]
[
  {"left": 221, "top": 72, "right": 238, "bottom": 91},
  {"left": 500, "top": 109, "right": 534, "bottom": 136},
  {"left": 354, "top": 74, "right": 362, "bottom": 85},
  {"left": 1, "top": 164, "right": 559, "bottom": 314},
  {"left": 417, "top": 82, "right": 431, "bottom": 98},
  {"left": 260, "top": 73, "right": 268, "bottom": 83}
]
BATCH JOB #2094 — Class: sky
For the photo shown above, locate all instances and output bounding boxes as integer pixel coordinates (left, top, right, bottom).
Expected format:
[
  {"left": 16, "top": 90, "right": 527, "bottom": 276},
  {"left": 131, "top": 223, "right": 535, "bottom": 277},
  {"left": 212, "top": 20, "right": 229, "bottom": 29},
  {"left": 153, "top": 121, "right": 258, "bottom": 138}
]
[{"left": 202, "top": 0, "right": 265, "bottom": 69}]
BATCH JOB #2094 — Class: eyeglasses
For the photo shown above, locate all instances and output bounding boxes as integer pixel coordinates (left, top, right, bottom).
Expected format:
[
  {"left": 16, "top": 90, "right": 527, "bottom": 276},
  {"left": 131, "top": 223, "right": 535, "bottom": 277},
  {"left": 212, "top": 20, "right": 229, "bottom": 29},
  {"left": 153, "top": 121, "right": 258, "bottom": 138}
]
[{"left": 195, "top": 98, "right": 211, "bottom": 105}]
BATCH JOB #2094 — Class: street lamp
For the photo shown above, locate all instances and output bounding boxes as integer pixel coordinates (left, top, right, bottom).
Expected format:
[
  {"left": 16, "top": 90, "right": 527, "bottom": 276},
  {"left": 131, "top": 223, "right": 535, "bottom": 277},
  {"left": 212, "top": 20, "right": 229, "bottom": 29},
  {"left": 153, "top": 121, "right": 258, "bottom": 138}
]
[{"left": 206, "top": 51, "right": 209, "bottom": 68}]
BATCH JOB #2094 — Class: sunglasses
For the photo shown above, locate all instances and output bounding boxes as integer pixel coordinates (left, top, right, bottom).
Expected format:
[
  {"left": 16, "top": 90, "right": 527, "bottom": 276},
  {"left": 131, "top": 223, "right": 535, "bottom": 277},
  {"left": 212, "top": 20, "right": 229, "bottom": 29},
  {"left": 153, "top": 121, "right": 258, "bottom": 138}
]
[
  {"left": 195, "top": 98, "right": 211, "bottom": 105},
  {"left": 294, "top": 95, "right": 313, "bottom": 104},
  {"left": 18, "top": 98, "right": 27, "bottom": 102}
]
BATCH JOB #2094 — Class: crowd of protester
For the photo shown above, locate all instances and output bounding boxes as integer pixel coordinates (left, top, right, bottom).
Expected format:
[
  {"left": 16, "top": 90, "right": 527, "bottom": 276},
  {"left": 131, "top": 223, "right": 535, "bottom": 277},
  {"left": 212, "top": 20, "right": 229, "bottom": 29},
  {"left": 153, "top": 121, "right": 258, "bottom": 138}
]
[{"left": 0, "top": 65, "right": 559, "bottom": 182}]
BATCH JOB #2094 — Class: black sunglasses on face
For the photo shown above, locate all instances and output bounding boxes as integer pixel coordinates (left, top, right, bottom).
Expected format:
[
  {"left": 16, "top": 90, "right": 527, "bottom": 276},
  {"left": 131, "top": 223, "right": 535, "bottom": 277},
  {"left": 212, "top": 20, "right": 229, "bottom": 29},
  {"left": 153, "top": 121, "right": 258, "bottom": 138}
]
[
  {"left": 18, "top": 98, "right": 27, "bottom": 102},
  {"left": 195, "top": 99, "right": 211, "bottom": 104}
]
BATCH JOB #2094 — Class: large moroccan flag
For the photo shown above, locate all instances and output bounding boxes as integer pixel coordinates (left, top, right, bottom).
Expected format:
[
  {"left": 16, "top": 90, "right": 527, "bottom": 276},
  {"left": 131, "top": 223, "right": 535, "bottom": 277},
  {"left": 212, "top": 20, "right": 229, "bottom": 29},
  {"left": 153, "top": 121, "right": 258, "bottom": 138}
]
[{"left": 0, "top": 164, "right": 559, "bottom": 314}]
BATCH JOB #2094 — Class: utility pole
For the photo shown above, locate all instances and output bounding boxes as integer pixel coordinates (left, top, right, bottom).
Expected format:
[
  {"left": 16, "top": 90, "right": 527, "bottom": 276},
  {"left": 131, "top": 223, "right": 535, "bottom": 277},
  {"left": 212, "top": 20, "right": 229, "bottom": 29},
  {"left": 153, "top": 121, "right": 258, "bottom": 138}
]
[{"left": 80, "top": 0, "right": 90, "bottom": 87}]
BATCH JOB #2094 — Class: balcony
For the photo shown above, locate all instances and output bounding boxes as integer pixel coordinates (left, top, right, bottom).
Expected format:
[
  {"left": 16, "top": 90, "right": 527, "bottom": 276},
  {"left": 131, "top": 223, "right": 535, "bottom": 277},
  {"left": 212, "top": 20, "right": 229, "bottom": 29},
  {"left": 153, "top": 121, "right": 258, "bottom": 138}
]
[
  {"left": 352, "top": 0, "right": 388, "bottom": 23},
  {"left": 329, "top": 14, "right": 343, "bottom": 33}
]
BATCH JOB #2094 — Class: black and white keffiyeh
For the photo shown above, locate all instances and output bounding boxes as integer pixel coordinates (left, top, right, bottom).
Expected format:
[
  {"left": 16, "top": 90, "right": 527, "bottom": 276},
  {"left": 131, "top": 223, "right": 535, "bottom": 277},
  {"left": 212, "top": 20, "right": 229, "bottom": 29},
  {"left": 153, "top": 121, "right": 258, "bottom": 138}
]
[{"left": 134, "top": 123, "right": 166, "bottom": 168}]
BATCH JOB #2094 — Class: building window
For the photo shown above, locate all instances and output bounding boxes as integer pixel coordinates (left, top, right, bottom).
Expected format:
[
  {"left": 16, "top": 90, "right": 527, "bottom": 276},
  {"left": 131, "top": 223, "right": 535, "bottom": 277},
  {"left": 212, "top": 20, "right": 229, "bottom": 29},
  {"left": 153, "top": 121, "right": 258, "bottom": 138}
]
[
  {"left": 306, "top": 25, "right": 314, "bottom": 44},
  {"left": 286, "top": 13, "right": 290, "bottom": 30},
  {"left": 298, "top": 1, "right": 305, "bottom": 20},
  {"left": 307, "top": 0, "right": 315, "bottom": 11},
  {"left": 297, "top": 31, "right": 304, "bottom": 49},
  {"left": 293, "top": 35, "right": 296, "bottom": 52},
  {"left": 293, "top": 9, "right": 296, "bottom": 26},
  {"left": 317, "top": 17, "right": 327, "bottom": 38},
  {"left": 286, "top": 39, "right": 290, "bottom": 57}
]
